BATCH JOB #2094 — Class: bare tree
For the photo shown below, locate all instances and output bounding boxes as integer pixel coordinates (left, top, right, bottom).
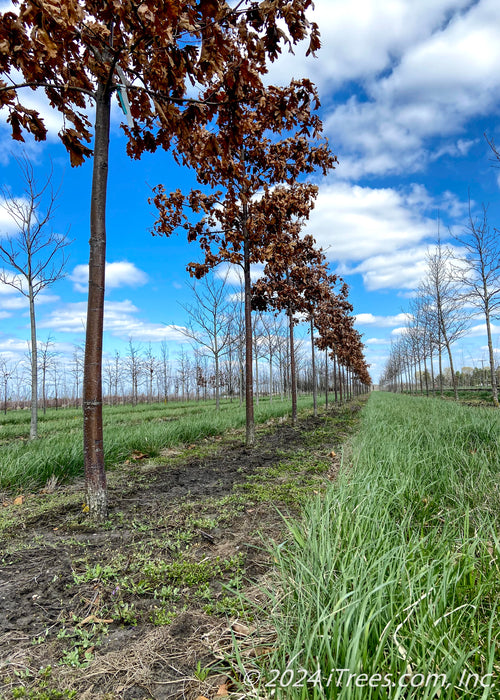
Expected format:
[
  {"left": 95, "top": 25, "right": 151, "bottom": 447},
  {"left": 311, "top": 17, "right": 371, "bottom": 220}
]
[
  {"left": 450, "top": 204, "right": 500, "bottom": 407},
  {"left": 0, "top": 357, "right": 17, "bottom": 414},
  {"left": 0, "top": 155, "right": 69, "bottom": 437},
  {"left": 159, "top": 342, "right": 171, "bottom": 403},
  {"left": 419, "top": 239, "right": 470, "bottom": 400},
  {"left": 70, "top": 344, "right": 84, "bottom": 408},
  {"left": 38, "top": 335, "right": 57, "bottom": 415},
  {"left": 126, "top": 339, "right": 142, "bottom": 406},
  {"left": 143, "top": 343, "right": 157, "bottom": 404},
  {"left": 177, "top": 271, "right": 234, "bottom": 410}
]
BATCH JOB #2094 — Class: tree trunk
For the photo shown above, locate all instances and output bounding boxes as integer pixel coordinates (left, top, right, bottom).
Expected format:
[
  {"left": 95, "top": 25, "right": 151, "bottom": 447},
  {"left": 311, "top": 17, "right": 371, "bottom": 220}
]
[
  {"left": 215, "top": 352, "right": 220, "bottom": 410},
  {"left": 485, "top": 306, "right": 499, "bottom": 407},
  {"left": 254, "top": 336, "right": 259, "bottom": 406},
  {"left": 83, "top": 81, "right": 110, "bottom": 522},
  {"left": 325, "top": 349, "right": 329, "bottom": 409},
  {"left": 445, "top": 341, "right": 458, "bottom": 400},
  {"left": 333, "top": 351, "right": 338, "bottom": 404},
  {"left": 423, "top": 355, "right": 429, "bottom": 396},
  {"left": 242, "top": 214, "right": 255, "bottom": 446},
  {"left": 310, "top": 317, "right": 317, "bottom": 417},
  {"left": 269, "top": 351, "right": 273, "bottom": 403},
  {"left": 288, "top": 307, "right": 297, "bottom": 425},
  {"left": 28, "top": 281, "right": 38, "bottom": 440}
]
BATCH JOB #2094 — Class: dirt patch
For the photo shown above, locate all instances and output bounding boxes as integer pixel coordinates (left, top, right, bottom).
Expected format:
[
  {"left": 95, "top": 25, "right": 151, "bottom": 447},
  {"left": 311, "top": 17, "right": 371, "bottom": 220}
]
[{"left": 0, "top": 401, "right": 364, "bottom": 699}]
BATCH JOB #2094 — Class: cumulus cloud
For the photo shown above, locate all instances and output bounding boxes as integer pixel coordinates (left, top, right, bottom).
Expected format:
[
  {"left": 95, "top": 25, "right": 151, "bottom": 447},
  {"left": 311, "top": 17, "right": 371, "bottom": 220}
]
[
  {"left": 466, "top": 322, "right": 500, "bottom": 338},
  {"left": 306, "top": 183, "right": 438, "bottom": 263},
  {"left": 346, "top": 247, "right": 431, "bottom": 291},
  {"left": 70, "top": 261, "right": 149, "bottom": 294},
  {"left": 319, "top": 0, "right": 500, "bottom": 177},
  {"left": 365, "top": 337, "right": 391, "bottom": 345},
  {"left": 355, "top": 312, "right": 411, "bottom": 328},
  {"left": 267, "top": 0, "right": 474, "bottom": 90},
  {"left": 39, "top": 299, "right": 187, "bottom": 343},
  {"left": 0, "top": 276, "right": 60, "bottom": 312}
]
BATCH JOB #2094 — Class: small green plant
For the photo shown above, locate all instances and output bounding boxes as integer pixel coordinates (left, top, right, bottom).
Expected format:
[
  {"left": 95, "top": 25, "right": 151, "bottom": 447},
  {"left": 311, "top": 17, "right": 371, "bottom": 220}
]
[
  {"left": 112, "top": 601, "right": 138, "bottom": 625},
  {"left": 194, "top": 660, "right": 211, "bottom": 682},
  {"left": 11, "top": 666, "right": 77, "bottom": 698},
  {"left": 149, "top": 607, "right": 178, "bottom": 626},
  {"left": 57, "top": 622, "right": 108, "bottom": 667},
  {"left": 203, "top": 594, "right": 251, "bottom": 618},
  {"left": 72, "top": 562, "right": 118, "bottom": 584},
  {"left": 153, "top": 584, "right": 181, "bottom": 603}
]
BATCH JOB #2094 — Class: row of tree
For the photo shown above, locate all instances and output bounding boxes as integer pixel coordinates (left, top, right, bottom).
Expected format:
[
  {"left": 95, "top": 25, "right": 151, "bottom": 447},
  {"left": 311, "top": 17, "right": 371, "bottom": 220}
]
[
  {"left": 380, "top": 203, "right": 500, "bottom": 406},
  {"left": 0, "top": 0, "right": 370, "bottom": 519},
  {"left": 0, "top": 317, "right": 367, "bottom": 413}
]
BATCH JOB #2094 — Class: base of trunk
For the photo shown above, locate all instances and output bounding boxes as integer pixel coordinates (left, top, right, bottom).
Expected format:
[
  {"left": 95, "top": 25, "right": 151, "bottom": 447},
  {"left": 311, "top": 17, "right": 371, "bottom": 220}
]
[{"left": 86, "top": 482, "right": 108, "bottom": 522}]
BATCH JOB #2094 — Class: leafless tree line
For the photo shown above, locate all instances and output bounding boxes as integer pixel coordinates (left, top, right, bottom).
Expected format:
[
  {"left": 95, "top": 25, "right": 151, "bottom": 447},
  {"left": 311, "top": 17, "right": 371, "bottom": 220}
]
[
  {"left": 1, "top": 308, "right": 366, "bottom": 413},
  {"left": 381, "top": 208, "right": 500, "bottom": 406}
]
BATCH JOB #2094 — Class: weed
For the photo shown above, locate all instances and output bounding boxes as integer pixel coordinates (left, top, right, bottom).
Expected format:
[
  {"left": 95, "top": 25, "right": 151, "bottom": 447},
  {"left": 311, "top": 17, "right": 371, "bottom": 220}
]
[
  {"left": 194, "top": 660, "right": 211, "bottom": 681},
  {"left": 111, "top": 601, "right": 138, "bottom": 626},
  {"left": 57, "top": 621, "right": 108, "bottom": 667},
  {"left": 149, "top": 607, "right": 178, "bottom": 626}
]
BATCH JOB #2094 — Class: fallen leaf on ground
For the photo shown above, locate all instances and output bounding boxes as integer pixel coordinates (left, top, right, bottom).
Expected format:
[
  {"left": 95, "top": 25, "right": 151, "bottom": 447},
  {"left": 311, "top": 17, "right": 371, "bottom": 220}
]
[
  {"left": 232, "top": 622, "right": 253, "bottom": 636},
  {"left": 77, "top": 614, "right": 113, "bottom": 626},
  {"left": 248, "top": 646, "right": 274, "bottom": 658},
  {"left": 216, "top": 685, "right": 229, "bottom": 697},
  {"left": 13, "top": 495, "right": 24, "bottom": 505}
]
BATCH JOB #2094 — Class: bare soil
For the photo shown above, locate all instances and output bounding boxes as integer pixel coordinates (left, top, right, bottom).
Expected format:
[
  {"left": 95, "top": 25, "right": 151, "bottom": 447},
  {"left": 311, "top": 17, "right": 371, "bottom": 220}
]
[{"left": 0, "top": 402, "right": 363, "bottom": 700}]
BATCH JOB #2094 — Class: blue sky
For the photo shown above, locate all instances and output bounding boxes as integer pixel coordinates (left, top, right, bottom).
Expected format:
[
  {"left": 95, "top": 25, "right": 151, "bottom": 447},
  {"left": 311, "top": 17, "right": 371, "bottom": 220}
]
[{"left": 1, "top": 0, "right": 500, "bottom": 383}]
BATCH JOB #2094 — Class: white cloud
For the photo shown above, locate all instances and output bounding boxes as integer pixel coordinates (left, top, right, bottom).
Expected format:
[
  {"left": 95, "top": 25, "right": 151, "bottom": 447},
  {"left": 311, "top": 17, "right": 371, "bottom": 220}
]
[
  {"left": 267, "top": 0, "right": 474, "bottom": 90},
  {"left": 365, "top": 337, "right": 391, "bottom": 345},
  {"left": 306, "top": 183, "right": 437, "bottom": 263},
  {"left": 355, "top": 312, "right": 410, "bottom": 328},
  {"left": 466, "top": 322, "right": 500, "bottom": 337},
  {"left": 0, "top": 336, "right": 29, "bottom": 356},
  {"left": 70, "top": 261, "right": 149, "bottom": 294},
  {"left": 319, "top": 0, "right": 500, "bottom": 177},
  {"left": 39, "top": 299, "right": 188, "bottom": 343},
  {"left": 305, "top": 183, "right": 467, "bottom": 290},
  {"left": 347, "top": 247, "right": 431, "bottom": 291},
  {"left": 0, "top": 202, "right": 24, "bottom": 237}
]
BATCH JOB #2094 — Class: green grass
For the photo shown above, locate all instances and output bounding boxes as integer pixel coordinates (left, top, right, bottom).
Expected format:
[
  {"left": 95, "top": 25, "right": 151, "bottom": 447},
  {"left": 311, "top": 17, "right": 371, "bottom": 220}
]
[
  {"left": 0, "top": 395, "right": 325, "bottom": 489},
  {"left": 246, "top": 392, "right": 500, "bottom": 699}
]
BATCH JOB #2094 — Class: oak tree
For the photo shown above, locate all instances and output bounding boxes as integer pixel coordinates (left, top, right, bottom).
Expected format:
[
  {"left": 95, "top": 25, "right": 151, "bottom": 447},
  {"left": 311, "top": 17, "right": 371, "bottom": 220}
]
[
  {"left": 151, "top": 80, "right": 335, "bottom": 443},
  {"left": 1, "top": 0, "right": 320, "bottom": 518}
]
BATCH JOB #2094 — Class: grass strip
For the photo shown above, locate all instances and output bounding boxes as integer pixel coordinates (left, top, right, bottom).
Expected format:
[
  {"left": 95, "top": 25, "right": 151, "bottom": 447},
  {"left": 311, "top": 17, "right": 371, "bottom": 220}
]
[
  {"left": 248, "top": 392, "right": 500, "bottom": 699},
  {"left": 0, "top": 395, "right": 324, "bottom": 489}
]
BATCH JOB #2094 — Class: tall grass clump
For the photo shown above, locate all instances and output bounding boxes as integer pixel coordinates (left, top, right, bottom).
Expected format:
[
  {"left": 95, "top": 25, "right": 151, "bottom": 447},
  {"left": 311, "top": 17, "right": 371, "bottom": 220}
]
[
  {"left": 0, "top": 394, "right": 322, "bottom": 489},
  {"left": 250, "top": 393, "right": 499, "bottom": 699}
]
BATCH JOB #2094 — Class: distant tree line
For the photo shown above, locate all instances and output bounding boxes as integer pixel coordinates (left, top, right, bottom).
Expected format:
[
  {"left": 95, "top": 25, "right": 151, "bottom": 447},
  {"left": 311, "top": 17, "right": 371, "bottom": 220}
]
[
  {"left": 380, "top": 204, "right": 500, "bottom": 406},
  {"left": 0, "top": 271, "right": 370, "bottom": 413}
]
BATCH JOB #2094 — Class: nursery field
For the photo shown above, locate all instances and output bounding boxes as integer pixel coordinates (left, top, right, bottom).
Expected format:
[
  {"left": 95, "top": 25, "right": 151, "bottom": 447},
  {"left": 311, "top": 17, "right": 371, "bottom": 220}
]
[
  {"left": 0, "top": 395, "right": 324, "bottom": 490},
  {"left": 0, "top": 393, "right": 499, "bottom": 699}
]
